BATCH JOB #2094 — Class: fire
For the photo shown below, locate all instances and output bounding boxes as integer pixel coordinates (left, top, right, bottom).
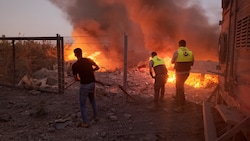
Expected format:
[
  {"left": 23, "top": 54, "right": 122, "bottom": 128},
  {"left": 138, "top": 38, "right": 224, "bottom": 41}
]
[
  {"left": 166, "top": 70, "right": 218, "bottom": 88},
  {"left": 64, "top": 45, "right": 100, "bottom": 61},
  {"left": 64, "top": 29, "right": 218, "bottom": 88},
  {"left": 64, "top": 45, "right": 102, "bottom": 69},
  {"left": 64, "top": 47, "right": 218, "bottom": 88},
  {"left": 167, "top": 71, "right": 176, "bottom": 83},
  {"left": 147, "top": 55, "right": 218, "bottom": 88},
  {"left": 63, "top": 28, "right": 123, "bottom": 71},
  {"left": 161, "top": 56, "right": 218, "bottom": 88},
  {"left": 64, "top": 45, "right": 218, "bottom": 88}
]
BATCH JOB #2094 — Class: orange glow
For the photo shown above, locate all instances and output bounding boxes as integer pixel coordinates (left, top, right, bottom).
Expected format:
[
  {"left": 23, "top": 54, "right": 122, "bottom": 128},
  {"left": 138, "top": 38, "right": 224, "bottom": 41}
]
[
  {"left": 64, "top": 45, "right": 104, "bottom": 70},
  {"left": 166, "top": 70, "right": 218, "bottom": 88},
  {"left": 167, "top": 71, "right": 176, "bottom": 83},
  {"left": 64, "top": 28, "right": 122, "bottom": 71},
  {"left": 162, "top": 56, "right": 218, "bottom": 88},
  {"left": 148, "top": 55, "right": 218, "bottom": 88},
  {"left": 64, "top": 28, "right": 218, "bottom": 88}
]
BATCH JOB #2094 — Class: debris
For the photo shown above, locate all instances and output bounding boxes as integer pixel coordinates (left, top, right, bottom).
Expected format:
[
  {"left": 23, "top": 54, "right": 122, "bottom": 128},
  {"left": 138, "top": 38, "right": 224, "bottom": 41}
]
[
  {"left": 64, "top": 80, "right": 77, "bottom": 89},
  {"left": 0, "top": 114, "right": 11, "bottom": 122},
  {"left": 55, "top": 120, "right": 72, "bottom": 129},
  {"left": 123, "top": 113, "right": 132, "bottom": 119},
  {"left": 17, "top": 74, "right": 36, "bottom": 88},
  {"left": 118, "top": 85, "right": 138, "bottom": 102},
  {"left": 54, "top": 116, "right": 73, "bottom": 129}
]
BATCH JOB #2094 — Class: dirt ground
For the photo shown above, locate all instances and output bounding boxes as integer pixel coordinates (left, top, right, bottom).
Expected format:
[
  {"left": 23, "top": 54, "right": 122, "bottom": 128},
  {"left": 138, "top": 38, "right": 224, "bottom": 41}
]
[{"left": 0, "top": 71, "right": 216, "bottom": 141}]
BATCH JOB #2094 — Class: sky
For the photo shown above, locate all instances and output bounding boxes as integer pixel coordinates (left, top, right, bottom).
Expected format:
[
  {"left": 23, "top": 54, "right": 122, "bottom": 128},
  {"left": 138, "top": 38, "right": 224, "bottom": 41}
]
[
  {"left": 0, "top": 0, "right": 221, "bottom": 37},
  {"left": 0, "top": 0, "right": 72, "bottom": 37}
]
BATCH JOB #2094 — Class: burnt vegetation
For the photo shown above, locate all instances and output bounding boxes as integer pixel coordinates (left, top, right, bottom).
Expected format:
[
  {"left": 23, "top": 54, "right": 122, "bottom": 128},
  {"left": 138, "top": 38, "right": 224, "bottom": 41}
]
[{"left": 0, "top": 40, "right": 57, "bottom": 84}]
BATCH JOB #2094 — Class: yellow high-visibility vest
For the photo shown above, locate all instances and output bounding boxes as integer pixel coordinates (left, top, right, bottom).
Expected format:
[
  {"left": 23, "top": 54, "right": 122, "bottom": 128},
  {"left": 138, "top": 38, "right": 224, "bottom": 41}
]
[
  {"left": 152, "top": 56, "right": 165, "bottom": 67},
  {"left": 176, "top": 47, "right": 193, "bottom": 62}
]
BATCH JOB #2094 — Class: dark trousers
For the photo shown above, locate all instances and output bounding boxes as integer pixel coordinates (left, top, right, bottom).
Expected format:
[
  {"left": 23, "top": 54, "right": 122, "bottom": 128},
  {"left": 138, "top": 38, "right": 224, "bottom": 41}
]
[
  {"left": 175, "top": 73, "right": 189, "bottom": 106},
  {"left": 154, "top": 74, "right": 167, "bottom": 104}
]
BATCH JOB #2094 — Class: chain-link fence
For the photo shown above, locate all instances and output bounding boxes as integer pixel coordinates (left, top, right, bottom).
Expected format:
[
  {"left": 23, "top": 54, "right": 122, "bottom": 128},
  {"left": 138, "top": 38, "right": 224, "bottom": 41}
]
[
  {"left": 0, "top": 34, "right": 119, "bottom": 94},
  {"left": 0, "top": 35, "right": 64, "bottom": 93}
]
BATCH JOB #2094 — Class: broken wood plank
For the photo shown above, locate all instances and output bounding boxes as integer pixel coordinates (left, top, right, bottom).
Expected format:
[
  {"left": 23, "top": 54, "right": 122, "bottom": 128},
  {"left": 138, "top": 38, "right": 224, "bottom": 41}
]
[
  {"left": 215, "top": 104, "right": 245, "bottom": 125},
  {"left": 216, "top": 117, "right": 250, "bottom": 141},
  {"left": 203, "top": 101, "right": 217, "bottom": 141}
]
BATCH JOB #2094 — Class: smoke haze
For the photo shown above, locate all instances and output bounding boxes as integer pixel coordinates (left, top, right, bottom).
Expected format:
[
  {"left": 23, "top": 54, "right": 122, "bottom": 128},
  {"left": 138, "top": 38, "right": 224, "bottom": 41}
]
[{"left": 49, "top": 0, "right": 219, "bottom": 69}]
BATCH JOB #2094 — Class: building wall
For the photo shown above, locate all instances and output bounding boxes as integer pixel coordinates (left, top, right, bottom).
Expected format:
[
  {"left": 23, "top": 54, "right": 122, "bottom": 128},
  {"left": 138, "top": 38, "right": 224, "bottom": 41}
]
[{"left": 219, "top": 0, "right": 250, "bottom": 116}]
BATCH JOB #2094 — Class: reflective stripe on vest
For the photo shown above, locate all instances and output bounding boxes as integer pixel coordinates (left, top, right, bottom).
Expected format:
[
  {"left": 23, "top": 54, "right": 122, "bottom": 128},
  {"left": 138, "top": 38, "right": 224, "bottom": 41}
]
[
  {"left": 151, "top": 56, "right": 165, "bottom": 67},
  {"left": 176, "top": 47, "right": 193, "bottom": 62}
]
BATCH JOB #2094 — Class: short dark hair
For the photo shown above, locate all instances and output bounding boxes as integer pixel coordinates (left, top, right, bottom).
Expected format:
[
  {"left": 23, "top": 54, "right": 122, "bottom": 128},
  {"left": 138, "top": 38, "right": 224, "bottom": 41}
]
[
  {"left": 151, "top": 51, "right": 157, "bottom": 57},
  {"left": 179, "top": 40, "right": 186, "bottom": 47},
  {"left": 74, "top": 48, "right": 82, "bottom": 54}
]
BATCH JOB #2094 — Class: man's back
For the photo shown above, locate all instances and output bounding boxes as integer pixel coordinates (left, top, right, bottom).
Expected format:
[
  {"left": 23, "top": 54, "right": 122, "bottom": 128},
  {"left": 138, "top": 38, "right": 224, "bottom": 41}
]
[
  {"left": 153, "top": 65, "right": 168, "bottom": 75},
  {"left": 72, "top": 58, "right": 95, "bottom": 84}
]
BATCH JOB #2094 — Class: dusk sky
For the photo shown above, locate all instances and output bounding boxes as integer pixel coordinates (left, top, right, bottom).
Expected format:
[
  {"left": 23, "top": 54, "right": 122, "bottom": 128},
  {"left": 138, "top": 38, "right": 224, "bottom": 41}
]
[{"left": 0, "top": 0, "right": 221, "bottom": 37}]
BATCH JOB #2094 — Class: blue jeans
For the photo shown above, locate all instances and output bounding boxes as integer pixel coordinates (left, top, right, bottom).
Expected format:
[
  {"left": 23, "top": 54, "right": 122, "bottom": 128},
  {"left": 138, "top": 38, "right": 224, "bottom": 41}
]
[{"left": 79, "top": 82, "right": 97, "bottom": 123}]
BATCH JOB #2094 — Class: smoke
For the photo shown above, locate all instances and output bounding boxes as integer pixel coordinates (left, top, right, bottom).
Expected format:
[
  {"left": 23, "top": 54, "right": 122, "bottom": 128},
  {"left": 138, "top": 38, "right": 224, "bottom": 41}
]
[{"left": 49, "top": 0, "right": 219, "bottom": 69}]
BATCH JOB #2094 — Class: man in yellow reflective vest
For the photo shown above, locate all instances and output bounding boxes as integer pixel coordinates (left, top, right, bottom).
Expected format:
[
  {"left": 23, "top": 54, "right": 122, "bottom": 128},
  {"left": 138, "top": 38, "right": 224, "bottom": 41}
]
[
  {"left": 149, "top": 51, "right": 168, "bottom": 111},
  {"left": 171, "top": 40, "right": 194, "bottom": 112}
]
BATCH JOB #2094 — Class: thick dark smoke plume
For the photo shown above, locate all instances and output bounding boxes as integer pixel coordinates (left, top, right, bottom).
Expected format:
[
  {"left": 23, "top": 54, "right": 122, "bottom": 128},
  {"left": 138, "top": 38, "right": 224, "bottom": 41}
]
[{"left": 49, "top": 0, "right": 219, "bottom": 69}]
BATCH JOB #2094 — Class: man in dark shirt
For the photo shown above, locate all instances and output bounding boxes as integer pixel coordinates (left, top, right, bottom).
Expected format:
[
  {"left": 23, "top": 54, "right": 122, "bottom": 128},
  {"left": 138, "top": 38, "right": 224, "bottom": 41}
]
[{"left": 72, "top": 48, "right": 100, "bottom": 128}]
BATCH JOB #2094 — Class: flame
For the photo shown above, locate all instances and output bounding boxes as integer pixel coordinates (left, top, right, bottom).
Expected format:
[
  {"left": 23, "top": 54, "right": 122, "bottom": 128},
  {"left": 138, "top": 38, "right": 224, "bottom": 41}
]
[
  {"left": 65, "top": 45, "right": 100, "bottom": 61},
  {"left": 158, "top": 55, "right": 218, "bottom": 88},
  {"left": 167, "top": 71, "right": 176, "bottom": 83},
  {"left": 64, "top": 46, "right": 218, "bottom": 88},
  {"left": 64, "top": 28, "right": 123, "bottom": 71},
  {"left": 166, "top": 70, "right": 218, "bottom": 88},
  {"left": 64, "top": 28, "right": 218, "bottom": 88},
  {"left": 147, "top": 55, "right": 218, "bottom": 88},
  {"left": 64, "top": 45, "right": 102, "bottom": 69}
]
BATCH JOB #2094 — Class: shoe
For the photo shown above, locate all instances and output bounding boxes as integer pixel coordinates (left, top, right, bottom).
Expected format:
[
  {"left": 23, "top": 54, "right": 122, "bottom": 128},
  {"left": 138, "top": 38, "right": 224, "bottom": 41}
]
[
  {"left": 78, "top": 123, "right": 89, "bottom": 128},
  {"left": 173, "top": 106, "right": 184, "bottom": 113}
]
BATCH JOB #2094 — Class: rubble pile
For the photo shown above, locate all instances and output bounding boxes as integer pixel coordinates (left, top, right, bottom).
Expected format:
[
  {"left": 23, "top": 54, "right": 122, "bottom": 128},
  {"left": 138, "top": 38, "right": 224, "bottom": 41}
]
[{"left": 0, "top": 60, "right": 219, "bottom": 140}]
